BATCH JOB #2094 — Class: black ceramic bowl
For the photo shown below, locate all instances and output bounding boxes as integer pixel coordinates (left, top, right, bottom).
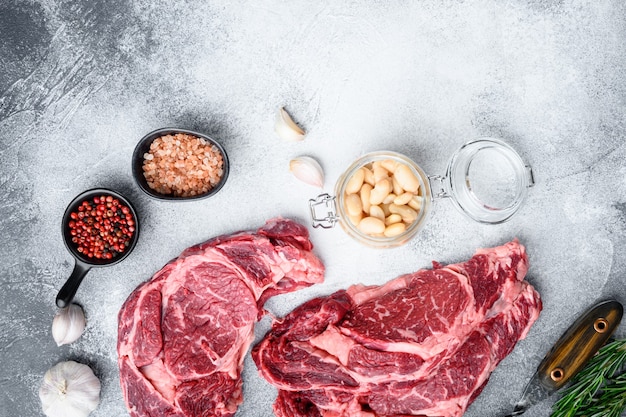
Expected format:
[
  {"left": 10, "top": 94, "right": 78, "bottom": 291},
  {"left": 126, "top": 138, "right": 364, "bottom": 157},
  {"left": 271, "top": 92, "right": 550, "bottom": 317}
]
[
  {"left": 132, "top": 128, "right": 229, "bottom": 201},
  {"left": 57, "top": 188, "right": 140, "bottom": 308}
]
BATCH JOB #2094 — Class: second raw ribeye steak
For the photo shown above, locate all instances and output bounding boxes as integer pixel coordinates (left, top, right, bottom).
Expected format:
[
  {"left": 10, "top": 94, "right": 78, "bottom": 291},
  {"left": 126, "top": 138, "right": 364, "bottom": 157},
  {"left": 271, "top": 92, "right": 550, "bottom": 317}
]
[{"left": 252, "top": 240, "right": 542, "bottom": 417}]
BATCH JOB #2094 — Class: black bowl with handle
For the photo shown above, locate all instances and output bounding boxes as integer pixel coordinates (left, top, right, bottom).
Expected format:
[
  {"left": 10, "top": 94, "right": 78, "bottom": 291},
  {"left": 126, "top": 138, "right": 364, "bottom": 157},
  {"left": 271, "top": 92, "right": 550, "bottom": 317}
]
[{"left": 56, "top": 188, "right": 140, "bottom": 308}]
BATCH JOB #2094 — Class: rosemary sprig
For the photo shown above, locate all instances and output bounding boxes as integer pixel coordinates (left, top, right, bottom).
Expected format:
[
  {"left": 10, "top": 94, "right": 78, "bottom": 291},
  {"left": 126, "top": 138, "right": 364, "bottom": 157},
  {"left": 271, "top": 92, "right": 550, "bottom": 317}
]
[{"left": 551, "top": 338, "right": 626, "bottom": 417}]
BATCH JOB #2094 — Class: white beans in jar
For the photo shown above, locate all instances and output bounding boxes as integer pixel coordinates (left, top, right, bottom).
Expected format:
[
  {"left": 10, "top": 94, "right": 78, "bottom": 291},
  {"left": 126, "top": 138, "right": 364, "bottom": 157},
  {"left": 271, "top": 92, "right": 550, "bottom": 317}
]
[{"left": 342, "top": 159, "right": 424, "bottom": 238}]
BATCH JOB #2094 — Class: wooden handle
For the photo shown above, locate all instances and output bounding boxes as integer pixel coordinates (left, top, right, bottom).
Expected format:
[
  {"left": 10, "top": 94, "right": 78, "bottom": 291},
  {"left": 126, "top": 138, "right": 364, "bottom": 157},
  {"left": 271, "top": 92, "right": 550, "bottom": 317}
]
[{"left": 537, "top": 300, "right": 623, "bottom": 390}]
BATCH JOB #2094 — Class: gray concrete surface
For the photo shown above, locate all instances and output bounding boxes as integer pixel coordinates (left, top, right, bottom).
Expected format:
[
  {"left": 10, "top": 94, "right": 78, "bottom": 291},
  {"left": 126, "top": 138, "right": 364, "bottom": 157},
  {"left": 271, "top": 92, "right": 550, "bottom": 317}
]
[{"left": 1, "top": 1, "right": 625, "bottom": 416}]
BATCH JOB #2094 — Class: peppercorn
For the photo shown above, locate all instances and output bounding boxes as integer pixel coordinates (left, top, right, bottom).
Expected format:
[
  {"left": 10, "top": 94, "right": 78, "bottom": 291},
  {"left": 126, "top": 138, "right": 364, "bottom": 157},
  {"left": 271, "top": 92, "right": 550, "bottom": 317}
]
[{"left": 68, "top": 194, "right": 135, "bottom": 261}]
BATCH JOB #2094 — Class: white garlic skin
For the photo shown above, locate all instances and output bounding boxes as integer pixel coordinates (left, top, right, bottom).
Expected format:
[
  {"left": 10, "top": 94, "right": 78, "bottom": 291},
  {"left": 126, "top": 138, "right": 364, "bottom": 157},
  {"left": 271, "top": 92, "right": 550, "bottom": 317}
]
[
  {"left": 39, "top": 361, "right": 100, "bottom": 417},
  {"left": 275, "top": 107, "right": 306, "bottom": 142},
  {"left": 289, "top": 156, "right": 325, "bottom": 188},
  {"left": 52, "top": 304, "right": 86, "bottom": 346}
]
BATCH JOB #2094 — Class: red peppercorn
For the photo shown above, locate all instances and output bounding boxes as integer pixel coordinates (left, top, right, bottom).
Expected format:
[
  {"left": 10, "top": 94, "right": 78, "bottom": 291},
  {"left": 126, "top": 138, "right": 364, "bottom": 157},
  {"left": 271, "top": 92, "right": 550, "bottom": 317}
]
[{"left": 68, "top": 194, "right": 135, "bottom": 261}]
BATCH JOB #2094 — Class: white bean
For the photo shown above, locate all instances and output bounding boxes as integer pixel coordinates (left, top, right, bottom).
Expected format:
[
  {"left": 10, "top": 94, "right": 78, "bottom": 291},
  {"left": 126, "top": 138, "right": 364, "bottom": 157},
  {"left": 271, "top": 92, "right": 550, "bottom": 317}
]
[
  {"left": 381, "top": 159, "right": 399, "bottom": 173},
  {"left": 369, "top": 178, "right": 391, "bottom": 205},
  {"left": 348, "top": 212, "right": 363, "bottom": 226},
  {"left": 389, "top": 203, "right": 418, "bottom": 224},
  {"left": 358, "top": 216, "right": 385, "bottom": 234},
  {"left": 345, "top": 168, "right": 365, "bottom": 194},
  {"left": 384, "top": 222, "right": 406, "bottom": 237},
  {"left": 394, "top": 192, "right": 413, "bottom": 205},
  {"left": 385, "top": 214, "right": 402, "bottom": 225},
  {"left": 408, "top": 195, "right": 423, "bottom": 211},
  {"left": 363, "top": 167, "right": 375, "bottom": 186},
  {"left": 360, "top": 183, "right": 372, "bottom": 213},
  {"left": 392, "top": 176, "right": 404, "bottom": 195},
  {"left": 394, "top": 164, "right": 420, "bottom": 193},
  {"left": 369, "top": 205, "right": 385, "bottom": 220},
  {"left": 345, "top": 193, "right": 362, "bottom": 217},
  {"left": 383, "top": 193, "right": 397, "bottom": 204},
  {"left": 373, "top": 166, "right": 389, "bottom": 183}
]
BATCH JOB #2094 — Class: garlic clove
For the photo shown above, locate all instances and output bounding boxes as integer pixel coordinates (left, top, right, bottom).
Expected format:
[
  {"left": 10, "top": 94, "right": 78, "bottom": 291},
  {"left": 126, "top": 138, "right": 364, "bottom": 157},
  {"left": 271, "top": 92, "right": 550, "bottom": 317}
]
[
  {"left": 289, "top": 156, "right": 324, "bottom": 188},
  {"left": 52, "top": 303, "right": 86, "bottom": 346},
  {"left": 275, "top": 107, "right": 306, "bottom": 142}
]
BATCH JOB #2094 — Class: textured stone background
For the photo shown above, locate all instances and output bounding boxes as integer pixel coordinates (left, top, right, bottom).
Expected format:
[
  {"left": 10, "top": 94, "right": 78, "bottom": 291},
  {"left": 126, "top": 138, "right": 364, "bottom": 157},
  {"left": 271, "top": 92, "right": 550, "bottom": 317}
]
[{"left": 1, "top": 1, "right": 625, "bottom": 416}]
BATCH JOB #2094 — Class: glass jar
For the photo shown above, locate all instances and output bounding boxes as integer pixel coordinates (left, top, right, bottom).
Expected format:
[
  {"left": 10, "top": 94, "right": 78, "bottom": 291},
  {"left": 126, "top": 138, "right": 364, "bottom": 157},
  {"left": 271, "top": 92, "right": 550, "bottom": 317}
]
[{"left": 309, "top": 137, "right": 534, "bottom": 248}]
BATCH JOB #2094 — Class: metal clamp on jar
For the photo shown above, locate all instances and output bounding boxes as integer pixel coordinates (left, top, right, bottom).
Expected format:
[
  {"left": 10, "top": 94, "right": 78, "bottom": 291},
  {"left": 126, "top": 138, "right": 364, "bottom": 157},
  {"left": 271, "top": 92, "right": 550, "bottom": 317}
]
[{"left": 309, "top": 137, "right": 534, "bottom": 248}]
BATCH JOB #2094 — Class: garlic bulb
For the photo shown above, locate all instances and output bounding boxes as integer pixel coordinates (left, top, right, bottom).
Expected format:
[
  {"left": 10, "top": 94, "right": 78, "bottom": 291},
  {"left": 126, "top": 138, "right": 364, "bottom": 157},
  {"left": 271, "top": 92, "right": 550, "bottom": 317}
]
[
  {"left": 39, "top": 361, "right": 101, "bottom": 417},
  {"left": 289, "top": 156, "right": 324, "bottom": 188},
  {"left": 275, "top": 107, "right": 306, "bottom": 142},
  {"left": 52, "top": 303, "right": 86, "bottom": 346}
]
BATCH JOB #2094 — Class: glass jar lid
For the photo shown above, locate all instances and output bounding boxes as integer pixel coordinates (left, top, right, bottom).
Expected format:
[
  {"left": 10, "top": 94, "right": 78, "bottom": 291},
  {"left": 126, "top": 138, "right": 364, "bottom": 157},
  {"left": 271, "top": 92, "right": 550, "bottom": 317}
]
[{"left": 442, "top": 137, "right": 534, "bottom": 224}]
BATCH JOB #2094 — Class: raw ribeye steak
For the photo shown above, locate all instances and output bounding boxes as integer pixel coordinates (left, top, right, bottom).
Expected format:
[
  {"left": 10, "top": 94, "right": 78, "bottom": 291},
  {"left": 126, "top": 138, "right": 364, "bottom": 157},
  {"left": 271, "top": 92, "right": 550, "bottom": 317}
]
[
  {"left": 252, "top": 240, "right": 542, "bottom": 417},
  {"left": 117, "top": 218, "right": 324, "bottom": 417}
]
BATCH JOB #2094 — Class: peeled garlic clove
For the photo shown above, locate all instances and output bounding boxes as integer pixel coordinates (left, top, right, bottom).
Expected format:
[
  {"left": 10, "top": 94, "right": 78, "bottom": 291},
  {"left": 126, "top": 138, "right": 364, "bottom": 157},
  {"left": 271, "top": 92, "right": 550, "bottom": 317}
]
[
  {"left": 289, "top": 156, "right": 324, "bottom": 188},
  {"left": 39, "top": 361, "right": 100, "bottom": 417},
  {"left": 52, "top": 303, "right": 86, "bottom": 346},
  {"left": 275, "top": 107, "right": 306, "bottom": 142}
]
